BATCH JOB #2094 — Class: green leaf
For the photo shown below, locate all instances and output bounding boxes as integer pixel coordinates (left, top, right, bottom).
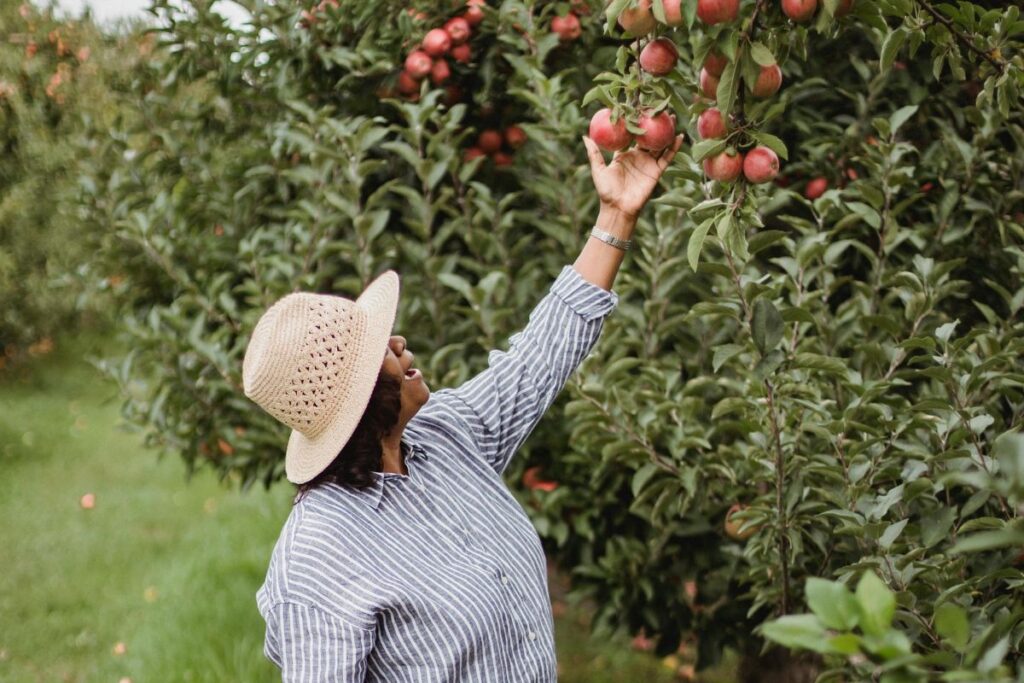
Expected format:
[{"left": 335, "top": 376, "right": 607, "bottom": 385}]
[
  {"left": 717, "top": 60, "right": 738, "bottom": 119},
  {"left": 889, "top": 105, "right": 918, "bottom": 134},
  {"left": 712, "top": 343, "right": 744, "bottom": 372},
  {"left": 933, "top": 603, "right": 969, "bottom": 652},
  {"left": 761, "top": 615, "right": 830, "bottom": 653},
  {"left": 978, "top": 636, "right": 1009, "bottom": 673},
  {"left": 950, "top": 528, "right": 1024, "bottom": 554},
  {"left": 690, "top": 138, "right": 728, "bottom": 163},
  {"left": 687, "top": 217, "right": 715, "bottom": 271},
  {"left": 855, "top": 571, "right": 895, "bottom": 637},
  {"left": 806, "top": 578, "right": 859, "bottom": 631},
  {"left": 880, "top": 27, "right": 907, "bottom": 73},
  {"left": 878, "top": 519, "right": 907, "bottom": 550},
  {"left": 920, "top": 507, "right": 956, "bottom": 548},
  {"left": 935, "top": 319, "right": 959, "bottom": 343},
  {"left": 749, "top": 132, "right": 788, "bottom": 160},
  {"left": 749, "top": 41, "right": 776, "bottom": 66},
  {"left": 751, "top": 299, "right": 784, "bottom": 356}
]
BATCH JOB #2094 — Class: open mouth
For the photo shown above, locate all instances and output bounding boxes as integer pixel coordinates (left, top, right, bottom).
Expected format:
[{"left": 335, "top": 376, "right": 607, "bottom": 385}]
[{"left": 404, "top": 367, "right": 421, "bottom": 380}]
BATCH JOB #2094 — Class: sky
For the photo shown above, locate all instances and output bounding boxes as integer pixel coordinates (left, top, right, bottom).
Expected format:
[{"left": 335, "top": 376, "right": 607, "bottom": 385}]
[{"left": 31, "top": 0, "right": 251, "bottom": 29}]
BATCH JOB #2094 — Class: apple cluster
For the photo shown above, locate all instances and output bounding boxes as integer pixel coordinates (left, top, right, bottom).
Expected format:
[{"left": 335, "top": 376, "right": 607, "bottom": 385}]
[
  {"left": 396, "top": 3, "right": 482, "bottom": 104},
  {"left": 462, "top": 125, "right": 528, "bottom": 166},
  {"left": 550, "top": 0, "right": 593, "bottom": 42}
]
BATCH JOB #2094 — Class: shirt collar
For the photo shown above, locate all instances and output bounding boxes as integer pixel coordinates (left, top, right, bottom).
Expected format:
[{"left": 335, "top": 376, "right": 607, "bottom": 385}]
[{"left": 352, "top": 436, "right": 427, "bottom": 512}]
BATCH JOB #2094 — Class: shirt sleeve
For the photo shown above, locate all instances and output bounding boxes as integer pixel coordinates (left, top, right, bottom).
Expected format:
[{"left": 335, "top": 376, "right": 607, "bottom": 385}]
[
  {"left": 430, "top": 264, "right": 618, "bottom": 476},
  {"left": 263, "top": 601, "right": 376, "bottom": 682}
]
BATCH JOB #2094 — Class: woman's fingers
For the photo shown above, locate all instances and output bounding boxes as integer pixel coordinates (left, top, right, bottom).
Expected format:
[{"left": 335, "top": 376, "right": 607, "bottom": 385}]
[
  {"left": 657, "top": 135, "right": 684, "bottom": 172},
  {"left": 582, "top": 136, "right": 607, "bottom": 175}
]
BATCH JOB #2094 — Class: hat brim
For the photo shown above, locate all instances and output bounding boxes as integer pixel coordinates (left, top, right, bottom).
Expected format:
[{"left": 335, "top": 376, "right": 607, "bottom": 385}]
[{"left": 284, "top": 270, "right": 400, "bottom": 485}]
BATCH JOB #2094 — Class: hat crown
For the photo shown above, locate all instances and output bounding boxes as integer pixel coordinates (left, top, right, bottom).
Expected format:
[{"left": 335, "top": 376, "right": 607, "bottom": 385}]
[{"left": 243, "top": 292, "right": 370, "bottom": 439}]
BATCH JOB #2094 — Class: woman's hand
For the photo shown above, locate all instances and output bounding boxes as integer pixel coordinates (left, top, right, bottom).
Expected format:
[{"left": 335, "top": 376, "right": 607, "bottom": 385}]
[{"left": 583, "top": 133, "right": 684, "bottom": 219}]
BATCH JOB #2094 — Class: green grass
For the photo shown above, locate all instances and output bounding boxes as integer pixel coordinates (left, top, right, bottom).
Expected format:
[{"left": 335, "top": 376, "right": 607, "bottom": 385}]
[{"left": 0, "top": 330, "right": 720, "bottom": 682}]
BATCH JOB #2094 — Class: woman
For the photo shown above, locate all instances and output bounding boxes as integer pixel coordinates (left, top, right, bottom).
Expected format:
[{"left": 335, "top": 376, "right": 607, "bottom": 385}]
[{"left": 242, "top": 132, "right": 683, "bottom": 681}]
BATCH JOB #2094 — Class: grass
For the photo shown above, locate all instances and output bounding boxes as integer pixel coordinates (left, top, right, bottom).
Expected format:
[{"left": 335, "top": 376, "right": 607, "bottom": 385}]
[{"left": 0, "top": 329, "right": 722, "bottom": 682}]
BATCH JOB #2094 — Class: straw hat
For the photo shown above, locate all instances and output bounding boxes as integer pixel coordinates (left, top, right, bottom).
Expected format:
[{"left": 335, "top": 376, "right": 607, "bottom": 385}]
[{"left": 241, "top": 270, "right": 400, "bottom": 484}]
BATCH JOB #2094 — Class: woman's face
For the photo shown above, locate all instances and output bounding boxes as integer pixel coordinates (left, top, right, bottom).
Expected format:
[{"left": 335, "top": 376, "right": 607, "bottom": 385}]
[{"left": 381, "top": 335, "right": 430, "bottom": 424}]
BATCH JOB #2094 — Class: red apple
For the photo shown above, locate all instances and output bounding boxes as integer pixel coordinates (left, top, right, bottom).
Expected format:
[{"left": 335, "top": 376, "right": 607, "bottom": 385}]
[
  {"left": 522, "top": 466, "right": 559, "bottom": 490},
  {"left": 834, "top": 0, "right": 854, "bottom": 16},
  {"left": 492, "top": 151, "right": 514, "bottom": 167},
  {"left": 697, "top": 0, "right": 739, "bottom": 24},
  {"left": 463, "top": 147, "right": 486, "bottom": 162},
  {"left": 504, "top": 125, "right": 527, "bottom": 149},
  {"left": 743, "top": 146, "right": 780, "bottom": 183},
  {"left": 845, "top": 167, "right": 859, "bottom": 181},
  {"left": 451, "top": 43, "right": 472, "bottom": 64},
  {"left": 80, "top": 493, "right": 96, "bottom": 509},
  {"left": 703, "top": 49, "right": 728, "bottom": 77},
  {"left": 617, "top": 0, "right": 656, "bottom": 36},
  {"left": 639, "top": 38, "right": 679, "bottom": 76},
  {"left": 700, "top": 68, "right": 720, "bottom": 99},
  {"left": 696, "top": 108, "right": 727, "bottom": 139},
  {"left": 589, "top": 108, "right": 633, "bottom": 152},
  {"left": 551, "top": 13, "right": 582, "bottom": 41},
  {"left": 397, "top": 70, "right": 420, "bottom": 94},
  {"left": 463, "top": 0, "right": 486, "bottom": 25},
  {"left": 805, "top": 176, "right": 828, "bottom": 199},
  {"left": 752, "top": 63, "right": 782, "bottom": 97},
  {"left": 478, "top": 129, "right": 503, "bottom": 153},
  {"left": 703, "top": 150, "right": 743, "bottom": 182},
  {"left": 636, "top": 110, "right": 676, "bottom": 152},
  {"left": 782, "top": 0, "right": 817, "bottom": 22},
  {"left": 422, "top": 28, "right": 451, "bottom": 57},
  {"left": 444, "top": 17, "right": 471, "bottom": 44},
  {"left": 429, "top": 58, "right": 451, "bottom": 85},
  {"left": 660, "top": 0, "right": 685, "bottom": 25},
  {"left": 404, "top": 50, "right": 433, "bottom": 79}
]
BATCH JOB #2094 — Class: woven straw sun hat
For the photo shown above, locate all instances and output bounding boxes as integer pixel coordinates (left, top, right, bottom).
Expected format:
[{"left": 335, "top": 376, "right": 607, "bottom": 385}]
[{"left": 241, "top": 270, "right": 400, "bottom": 484}]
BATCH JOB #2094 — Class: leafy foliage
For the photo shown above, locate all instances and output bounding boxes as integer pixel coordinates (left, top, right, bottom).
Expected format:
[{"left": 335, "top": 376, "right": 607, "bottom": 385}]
[{"left": 76, "top": 0, "right": 1024, "bottom": 678}]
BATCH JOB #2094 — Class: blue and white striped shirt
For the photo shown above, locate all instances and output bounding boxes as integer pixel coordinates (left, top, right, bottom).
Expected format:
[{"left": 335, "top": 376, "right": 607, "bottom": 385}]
[{"left": 256, "top": 264, "right": 619, "bottom": 682}]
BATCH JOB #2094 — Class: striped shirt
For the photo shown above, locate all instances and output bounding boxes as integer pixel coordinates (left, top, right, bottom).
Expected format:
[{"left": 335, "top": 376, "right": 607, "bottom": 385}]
[{"left": 256, "top": 264, "right": 619, "bottom": 682}]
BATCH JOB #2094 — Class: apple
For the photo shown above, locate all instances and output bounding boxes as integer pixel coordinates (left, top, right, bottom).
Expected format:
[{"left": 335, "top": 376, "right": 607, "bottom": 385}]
[
  {"left": 834, "top": 0, "right": 855, "bottom": 16},
  {"left": 639, "top": 38, "right": 678, "bottom": 76},
  {"left": 429, "top": 59, "right": 451, "bottom": 85},
  {"left": 700, "top": 68, "right": 720, "bottom": 99},
  {"left": 782, "top": 0, "right": 817, "bottom": 22},
  {"left": 589, "top": 108, "right": 633, "bottom": 152},
  {"left": 631, "top": 632, "right": 655, "bottom": 652},
  {"left": 845, "top": 167, "right": 859, "bottom": 181},
  {"left": 696, "top": 107, "right": 727, "bottom": 139},
  {"left": 703, "top": 150, "right": 743, "bottom": 182},
  {"left": 405, "top": 8, "right": 428, "bottom": 21},
  {"left": 478, "top": 129, "right": 503, "bottom": 153},
  {"left": 697, "top": 0, "right": 739, "bottom": 24},
  {"left": 724, "top": 503, "right": 757, "bottom": 540},
  {"left": 636, "top": 110, "right": 676, "bottom": 151},
  {"left": 443, "top": 17, "right": 471, "bottom": 44},
  {"left": 504, "top": 125, "right": 527, "bottom": 149},
  {"left": 463, "top": 0, "right": 486, "bottom": 25},
  {"left": 752, "top": 63, "right": 782, "bottom": 97},
  {"left": 919, "top": 181, "right": 934, "bottom": 193},
  {"left": 743, "top": 146, "right": 780, "bottom": 183},
  {"left": 451, "top": 43, "right": 472, "bottom": 63},
  {"left": 404, "top": 50, "right": 433, "bottom": 79},
  {"left": 703, "top": 49, "right": 728, "bottom": 77},
  {"left": 80, "top": 492, "right": 96, "bottom": 509},
  {"left": 492, "top": 151, "right": 514, "bottom": 167},
  {"left": 805, "top": 176, "right": 828, "bottom": 199},
  {"left": 463, "top": 147, "right": 486, "bottom": 162},
  {"left": 422, "top": 28, "right": 452, "bottom": 57},
  {"left": 397, "top": 70, "right": 420, "bottom": 94},
  {"left": 660, "top": 0, "right": 685, "bottom": 25},
  {"left": 617, "top": 0, "right": 656, "bottom": 36},
  {"left": 522, "top": 465, "right": 558, "bottom": 490},
  {"left": 551, "top": 13, "right": 582, "bottom": 41}
]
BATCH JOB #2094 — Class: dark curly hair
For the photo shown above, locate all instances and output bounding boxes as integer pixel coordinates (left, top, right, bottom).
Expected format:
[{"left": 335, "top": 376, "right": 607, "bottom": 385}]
[{"left": 293, "top": 364, "right": 404, "bottom": 504}]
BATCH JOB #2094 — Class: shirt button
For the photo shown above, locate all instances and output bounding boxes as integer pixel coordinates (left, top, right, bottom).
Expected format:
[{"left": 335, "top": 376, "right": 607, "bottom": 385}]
[
  {"left": 528, "top": 631, "right": 536, "bottom": 641},
  {"left": 501, "top": 575, "right": 509, "bottom": 585}
]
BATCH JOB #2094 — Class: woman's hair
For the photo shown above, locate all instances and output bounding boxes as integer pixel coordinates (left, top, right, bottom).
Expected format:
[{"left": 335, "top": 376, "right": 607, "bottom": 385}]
[{"left": 293, "top": 365, "right": 404, "bottom": 504}]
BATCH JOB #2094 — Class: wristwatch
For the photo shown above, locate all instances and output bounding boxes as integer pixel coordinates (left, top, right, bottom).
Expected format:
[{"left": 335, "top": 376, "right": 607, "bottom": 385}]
[{"left": 590, "top": 225, "right": 633, "bottom": 251}]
